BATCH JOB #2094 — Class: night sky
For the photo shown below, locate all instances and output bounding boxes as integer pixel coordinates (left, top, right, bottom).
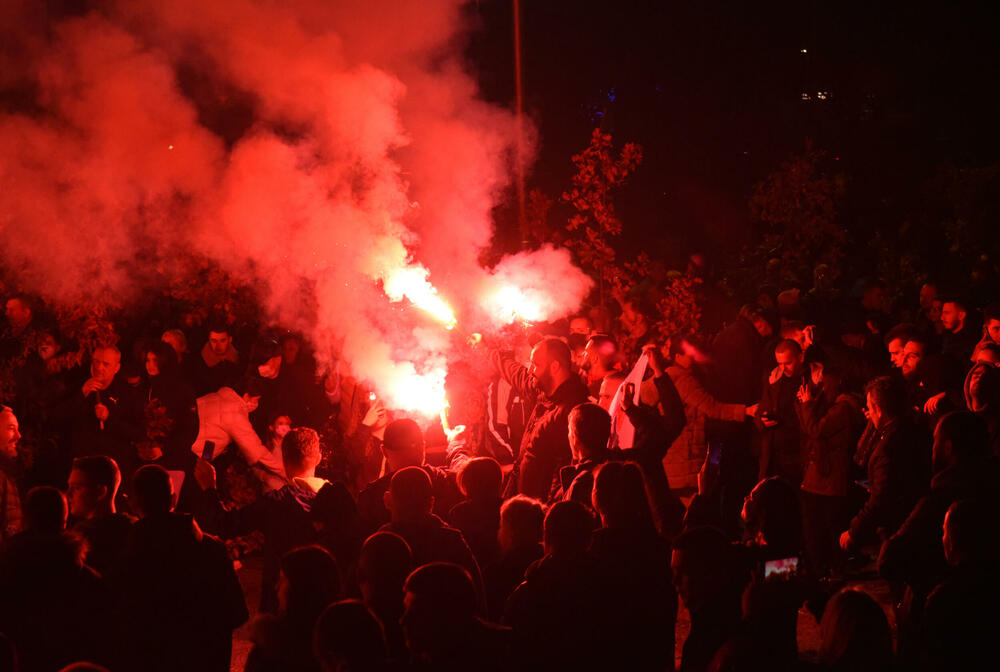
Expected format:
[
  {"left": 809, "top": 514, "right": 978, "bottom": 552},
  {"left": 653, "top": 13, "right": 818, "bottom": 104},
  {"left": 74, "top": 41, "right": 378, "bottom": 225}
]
[{"left": 466, "top": 1, "right": 1000, "bottom": 264}]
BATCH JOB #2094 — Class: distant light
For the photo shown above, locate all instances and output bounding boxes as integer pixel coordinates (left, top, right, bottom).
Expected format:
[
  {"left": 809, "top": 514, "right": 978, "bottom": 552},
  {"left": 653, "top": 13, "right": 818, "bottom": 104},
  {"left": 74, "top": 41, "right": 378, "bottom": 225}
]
[
  {"left": 800, "top": 48, "right": 808, "bottom": 54},
  {"left": 817, "top": 91, "right": 830, "bottom": 100},
  {"left": 167, "top": 145, "right": 174, "bottom": 150},
  {"left": 801, "top": 92, "right": 811, "bottom": 101}
]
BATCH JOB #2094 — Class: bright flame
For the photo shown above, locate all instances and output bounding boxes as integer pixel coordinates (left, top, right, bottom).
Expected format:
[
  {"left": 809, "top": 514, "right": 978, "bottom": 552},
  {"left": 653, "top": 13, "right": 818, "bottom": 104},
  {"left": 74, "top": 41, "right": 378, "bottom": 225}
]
[
  {"left": 489, "top": 285, "right": 543, "bottom": 324},
  {"left": 386, "top": 368, "right": 448, "bottom": 417},
  {"left": 383, "top": 266, "right": 457, "bottom": 329}
]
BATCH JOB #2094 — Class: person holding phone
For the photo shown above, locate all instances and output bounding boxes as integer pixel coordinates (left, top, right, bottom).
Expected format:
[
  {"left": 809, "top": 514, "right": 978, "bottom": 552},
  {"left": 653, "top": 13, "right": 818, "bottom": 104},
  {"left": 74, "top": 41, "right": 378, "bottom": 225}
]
[
  {"left": 756, "top": 339, "right": 809, "bottom": 486},
  {"left": 664, "top": 336, "right": 758, "bottom": 491}
]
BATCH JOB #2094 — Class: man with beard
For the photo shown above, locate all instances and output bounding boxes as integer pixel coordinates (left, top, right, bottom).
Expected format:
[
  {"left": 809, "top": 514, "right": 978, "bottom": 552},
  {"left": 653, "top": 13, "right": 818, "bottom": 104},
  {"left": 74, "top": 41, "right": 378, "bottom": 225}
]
[
  {"left": 580, "top": 334, "right": 621, "bottom": 400},
  {"left": 491, "top": 338, "right": 588, "bottom": 500}
]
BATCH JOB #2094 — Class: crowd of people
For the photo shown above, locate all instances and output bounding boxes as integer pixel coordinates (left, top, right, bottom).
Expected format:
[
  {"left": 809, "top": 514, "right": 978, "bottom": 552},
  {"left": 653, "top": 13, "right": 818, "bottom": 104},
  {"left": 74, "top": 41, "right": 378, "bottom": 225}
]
[{"left": 0, "top": 264, "right": 997, "bottom": 671}]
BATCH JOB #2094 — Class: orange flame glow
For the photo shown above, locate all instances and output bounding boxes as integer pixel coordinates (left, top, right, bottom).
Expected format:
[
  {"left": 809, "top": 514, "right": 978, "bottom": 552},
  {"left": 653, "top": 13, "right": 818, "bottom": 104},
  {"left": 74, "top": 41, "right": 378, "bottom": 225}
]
[
  {"left": 382, "top": 266, "right": 457, "bottom": 329},
  {"left": 488, "top": 285, "right": 543, "bottom": 324}
]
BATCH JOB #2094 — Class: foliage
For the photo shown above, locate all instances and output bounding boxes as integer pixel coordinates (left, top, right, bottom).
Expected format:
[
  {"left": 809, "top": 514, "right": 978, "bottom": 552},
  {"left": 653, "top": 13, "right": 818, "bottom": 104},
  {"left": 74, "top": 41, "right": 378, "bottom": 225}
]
[
  {"left": 561, "top": 128, "right": 643, "bottom": 301},
  {"left": 744, "top": 143, "right": 846, "bottom": 280},
  {"left": 655, "top": 271, "right": 703, "bottom": 341}
]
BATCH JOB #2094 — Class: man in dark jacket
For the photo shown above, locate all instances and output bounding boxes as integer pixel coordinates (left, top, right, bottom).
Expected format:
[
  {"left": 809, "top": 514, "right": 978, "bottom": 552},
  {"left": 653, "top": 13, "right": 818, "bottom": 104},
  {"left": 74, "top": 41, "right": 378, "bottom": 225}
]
[
  {"left": 379, "top": 467, "right": 483, "bottom": 603},
  {"left": 923, "top": 498, "right": 1000, "bottom": 672},
  {"left": 756, "top": 339, "right": 808, "bottom": 486},
  {"left": 491, "top": 337, "right": 589, "bottom": 500},
  {"left": 558, "top": 385, "right": 686, "bottom": 536},
  {"left": 67, "top": 455, "right": 133, "bottom": 579},
  {"left": 357, "top": 418, "right": 462, "bottom": 534},
  {"left": 0, "top": 486, "right": 110, "bottom": 672},
  {"left": 118, "top": 465, "right": 248, "bottom": 672},
  {"left": 840, "top": 376, "right": 931, "bottom": 552},
  {"left": 403, "top": 562, "right": 512, "bottom": 671},
  {"left": 57, "top": 346, "right": 144, "bottom": 465},
  {"left": 878, "top": 411, "right": 997, "bottom": 665}
]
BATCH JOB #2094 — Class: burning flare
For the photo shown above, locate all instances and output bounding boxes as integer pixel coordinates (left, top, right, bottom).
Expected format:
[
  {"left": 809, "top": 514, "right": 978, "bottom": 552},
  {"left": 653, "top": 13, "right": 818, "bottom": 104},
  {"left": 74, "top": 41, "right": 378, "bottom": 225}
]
[
  {"left": 488, "top": 285, "right": 544, "bottom": 324},
  {"left": 382, "top": 265, "right": 457, "bottom": 329}
]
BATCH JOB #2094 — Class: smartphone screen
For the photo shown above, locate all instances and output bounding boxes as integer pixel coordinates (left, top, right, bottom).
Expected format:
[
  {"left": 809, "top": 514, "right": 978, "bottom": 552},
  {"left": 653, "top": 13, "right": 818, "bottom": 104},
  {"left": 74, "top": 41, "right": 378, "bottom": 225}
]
[
  {"left": 764, "top": 556, "right": 799, "bottom": 581},
  {"left": 201, "top": 440, "right": 216, "bottom": 461},
  {"left": 707, "top": 441, "right": 723, "bottom": 466}
]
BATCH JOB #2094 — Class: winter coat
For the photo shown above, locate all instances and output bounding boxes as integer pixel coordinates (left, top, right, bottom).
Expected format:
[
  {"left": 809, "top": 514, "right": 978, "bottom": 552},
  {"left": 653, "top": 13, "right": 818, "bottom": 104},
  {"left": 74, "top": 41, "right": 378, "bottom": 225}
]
[
  {"left": 118, "top": 513, "right": 248, "bottom": 672},
  {"left": 666, "top": 363, "right": 745, "bottom": 489},
  {"left": 848, "top": 417, "right": 931, "bottom": 544},
  {"left": 491, "top": 351, "right": 589, "bottom": 500},
  {"left": 797, "top": 392, "right": 864, "bottom": 496}
]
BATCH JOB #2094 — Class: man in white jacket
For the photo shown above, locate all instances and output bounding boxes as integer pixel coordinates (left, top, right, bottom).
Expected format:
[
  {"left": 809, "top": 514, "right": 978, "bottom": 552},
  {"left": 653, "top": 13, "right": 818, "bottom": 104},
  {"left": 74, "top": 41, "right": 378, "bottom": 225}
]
[{"left": 190, "top": 385, "right": 287, "bottom": 491}]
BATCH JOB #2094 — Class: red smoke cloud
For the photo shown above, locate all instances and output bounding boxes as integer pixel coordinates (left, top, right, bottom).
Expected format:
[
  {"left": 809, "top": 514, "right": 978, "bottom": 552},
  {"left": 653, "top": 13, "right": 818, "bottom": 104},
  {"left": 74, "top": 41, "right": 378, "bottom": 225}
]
[{"left": 0, "top": 0, "right": 591, "bottom": 413}]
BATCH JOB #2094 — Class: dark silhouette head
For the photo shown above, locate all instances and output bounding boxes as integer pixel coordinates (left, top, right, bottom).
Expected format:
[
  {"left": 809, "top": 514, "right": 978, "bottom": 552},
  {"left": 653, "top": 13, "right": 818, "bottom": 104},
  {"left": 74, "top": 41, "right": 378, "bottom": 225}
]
[
  {"left": 568, "top": 402, "right": 611, "bottom": 462},
  {"left": 933, "top": 411, "right": 989, "bottom": 473},
  {"left": 381, "top": 418, "right": 425, "bottom": 472},
  {"left": 357, "top": 531, "right": 413, "bottom": 608},
  {"left": 741, "top": 476, "right": 803, "bottom": 555},
  {"left": 279, "top": 545, "right": 341, "bottom": 628},
  {"left": 402, "top": 562, "right": 477, "bottom": 660},
  {"left": 313, "top": 599, "right": 388, "bottom": 672},
  {"left": 457, "top": 457, "right": 502, "bottom": 502},
  {"left": 499, "top": 495, "right": 544, "bottom": 552},
  {"left": 130, "top": 464, "right": 173, "bottom": 518},
  {"left": 592, "top": 461, "right": 655, "bottom": 532},
  {"left": 25, "top": 486, "right": 68, "bottom": 533},
  {"left": 818, "top": 588, "right": 892, "bottom": 672},
  {"left": 384, "top": 466, "right": 433, "bottom": 523},
  {"left": 543, "top": 500, "right": 595, "bottom": 556}
]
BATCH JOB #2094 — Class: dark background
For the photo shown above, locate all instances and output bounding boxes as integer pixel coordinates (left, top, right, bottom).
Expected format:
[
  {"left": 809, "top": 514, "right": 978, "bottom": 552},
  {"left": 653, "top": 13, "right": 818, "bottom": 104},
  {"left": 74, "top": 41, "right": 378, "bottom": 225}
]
[{"left": 466, "top": 1, "right": 1000, "bottom": 272}]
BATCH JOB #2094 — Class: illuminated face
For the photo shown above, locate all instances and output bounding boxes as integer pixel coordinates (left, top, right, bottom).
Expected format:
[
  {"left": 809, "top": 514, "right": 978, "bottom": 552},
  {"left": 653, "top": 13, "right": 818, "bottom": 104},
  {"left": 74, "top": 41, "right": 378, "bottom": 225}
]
[
  {"left": 38, "top": 334, "right": 60, "bottom": 361},
  {"left": 4, "top": 298, "right": 32, "bottom": 330},
  {"left": 901, "top": 341, "right": 924, "bottom": 378},
  {"left": 865, "top": 391, "right": 883, "bottom": 428},
  {"left": 887, "top": 338, "right": 906, "bottom": 368},
  {"left": 0, "top": 410, "right": 20, "bottom": 459},
  {"left": 270, "top": 415, "right": 292, "bottom": 439},
  {"left": 597, "top": 377, "right": 623, "bottom": 411},
  {"left": 90, "top": 348, "right": 121, "bottom": 385},
  {"left": 529, "top": 345, "right": 554, "bottom": 394},
  {"left": 208, "top": 331, "right": 232, "bottom": 357},
  {"left": 66, "top": 468, "right": 104, "bottom": 518},
  {"left": 569, "top": 317, "right": 592, "bottom": 336},
  {"left": 145, "top": 352, "right": 160, "bottom": 377},
  {"left": 986, "top": 319, "right": 1000, "bottom": 345},
  {"left": 774, "top": 349, "right": 801, "bottom": 379},
  {"left": 940, "top": 302, "right": 964, "bottom": 332}
]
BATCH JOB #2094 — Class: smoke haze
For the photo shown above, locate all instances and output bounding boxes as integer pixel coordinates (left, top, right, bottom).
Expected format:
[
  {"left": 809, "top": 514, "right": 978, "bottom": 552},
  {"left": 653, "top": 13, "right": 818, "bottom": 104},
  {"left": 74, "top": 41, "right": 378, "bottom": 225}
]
[{"left": 0, "top": 0, "right": 591, "bottom": 411}]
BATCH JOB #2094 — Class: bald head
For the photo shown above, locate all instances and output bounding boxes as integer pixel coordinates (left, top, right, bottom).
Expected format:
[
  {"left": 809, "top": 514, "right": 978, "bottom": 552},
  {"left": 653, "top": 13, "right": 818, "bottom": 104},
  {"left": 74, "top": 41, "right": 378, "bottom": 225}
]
[{"left": 385, "top": 466, "right": 433, "bottom": 522}]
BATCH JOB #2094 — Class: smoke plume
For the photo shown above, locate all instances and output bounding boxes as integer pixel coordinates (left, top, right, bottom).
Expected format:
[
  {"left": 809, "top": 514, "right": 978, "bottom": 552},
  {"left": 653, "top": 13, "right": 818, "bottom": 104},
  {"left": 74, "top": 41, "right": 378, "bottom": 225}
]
[{"left": 0, "top": 0, "right": 592, "bottom": 413}]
